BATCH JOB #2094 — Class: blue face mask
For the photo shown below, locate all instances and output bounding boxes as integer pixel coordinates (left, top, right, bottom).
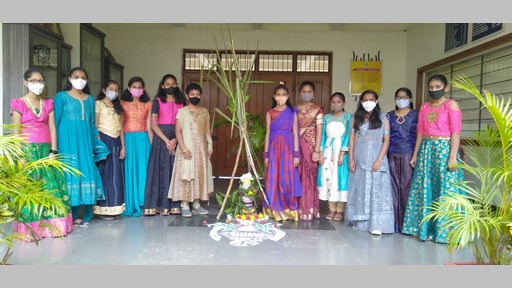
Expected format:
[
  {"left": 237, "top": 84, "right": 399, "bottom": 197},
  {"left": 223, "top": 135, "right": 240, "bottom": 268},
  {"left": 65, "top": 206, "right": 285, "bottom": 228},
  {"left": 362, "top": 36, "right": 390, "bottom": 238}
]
[
  {"left": 395, "top": 99, "right": 410, "bottom": 109},
  {"left": 105, "top": 90, "right": 118, "bottom": 100}
]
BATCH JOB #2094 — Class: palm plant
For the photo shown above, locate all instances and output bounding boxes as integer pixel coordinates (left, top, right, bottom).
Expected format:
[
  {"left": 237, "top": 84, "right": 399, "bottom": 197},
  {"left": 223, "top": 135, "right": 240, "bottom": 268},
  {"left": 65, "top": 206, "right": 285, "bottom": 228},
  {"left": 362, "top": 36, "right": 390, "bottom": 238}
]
[
  {"left": 0, "top": 125, "right": 79, "bottom": 264},
  {"left": 423, "top": 75, "right": 512, "bottom": 264},
  {"left": 200, "top": 27, "right": 273, "bottom": 220}
]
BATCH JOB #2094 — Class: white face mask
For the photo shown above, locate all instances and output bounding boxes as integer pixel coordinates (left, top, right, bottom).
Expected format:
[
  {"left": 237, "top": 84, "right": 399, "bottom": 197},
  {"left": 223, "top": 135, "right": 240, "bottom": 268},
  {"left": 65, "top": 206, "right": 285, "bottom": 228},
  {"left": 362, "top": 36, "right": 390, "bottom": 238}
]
[
  {"left": 27, "top": 83, "right": 45, "bottom": 95},
  {"left": 70, "top": 78, "right": 87, "bottom": 90},
  {"left": 362, "top": 101, "right": 377, "bottom": 112},
  {"left": 105, "top": 90, "right": 118, "bottom": 100},
  {"left": 395, "top": 99, "right": 411, "bottom": 109}
]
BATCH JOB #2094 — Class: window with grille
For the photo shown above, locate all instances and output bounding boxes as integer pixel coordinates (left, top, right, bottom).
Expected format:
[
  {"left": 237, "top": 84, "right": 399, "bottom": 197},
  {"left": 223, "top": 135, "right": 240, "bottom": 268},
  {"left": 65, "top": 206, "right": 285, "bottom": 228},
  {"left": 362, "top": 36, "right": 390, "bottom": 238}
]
[
  {"left": 425, "top": 44, "right": 512, "bottom": 137},
  {"left": 221, "top": 53, "right": 256, "bottom": 71},
  {"left": 297, "top": 54, "right": 330, "bottom": 72},
  {"left": 258, "top": 54, "right": 293, "bottom": 72},
  {"left": 184, "top": 50, "right": 331, "bottom": 73},
  {"left": 184, "top": 52, "right": 217, "bottom": 70}
]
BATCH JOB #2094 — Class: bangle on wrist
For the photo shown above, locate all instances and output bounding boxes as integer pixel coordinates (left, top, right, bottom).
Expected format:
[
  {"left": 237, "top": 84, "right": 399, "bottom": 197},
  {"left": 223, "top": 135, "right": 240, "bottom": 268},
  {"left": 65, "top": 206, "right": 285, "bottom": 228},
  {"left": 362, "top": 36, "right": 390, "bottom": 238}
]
[
  {"left": 293, "top": 151, "right": 300, "bottom": 158},
  {"left": 49, "top": 149, "right": 58, "bottom": 154},
  {"left": 263, "top": 151, "right": 269, "bottom": 159}
]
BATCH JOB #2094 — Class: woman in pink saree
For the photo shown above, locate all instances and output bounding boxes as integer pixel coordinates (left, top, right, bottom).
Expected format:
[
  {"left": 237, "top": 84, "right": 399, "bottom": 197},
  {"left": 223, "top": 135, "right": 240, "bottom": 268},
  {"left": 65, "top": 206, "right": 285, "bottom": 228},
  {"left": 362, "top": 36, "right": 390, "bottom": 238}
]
[{"left": 297, "top": 81, "right": 323, "bottom": 220}]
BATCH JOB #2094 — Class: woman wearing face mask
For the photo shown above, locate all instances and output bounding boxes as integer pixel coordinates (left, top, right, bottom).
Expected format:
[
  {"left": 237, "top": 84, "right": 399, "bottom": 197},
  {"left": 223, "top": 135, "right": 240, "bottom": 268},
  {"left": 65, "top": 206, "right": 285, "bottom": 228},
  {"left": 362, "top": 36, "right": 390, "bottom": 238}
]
[
  {"left": 296, "top": 81, "right": 324, "bottom": 221},
  {"left": 93, "top": 80, "right": 125, "bottom": 221},
  {"left": 10, "top": 67, "right": 73, "bottom": 240},
  {"left": 345, "top": 89, "right": 394, "bottom": 235},
  {"left": 119, "top": 76, "right": 153, "bottom": 217},
  {"left": 317, "top": 92, "right": 352, "bottom": 221},
  {"left": 402, "top": 75, "right": 464, "bottom": 243},
  {"left": 262, "top": 82, "right": 302, "bottom": 222},
  {"left": 168, "top": 83, "right": 213, "bottom": 218},
  {"left": 386, "top": 87, "right": 418, "bottom": 233},
  {"left": 54, "top": 66, "right": 106, "bottom": 227},
  {"left": 143, "top": 74, "right": 185, "bottom": 216}
]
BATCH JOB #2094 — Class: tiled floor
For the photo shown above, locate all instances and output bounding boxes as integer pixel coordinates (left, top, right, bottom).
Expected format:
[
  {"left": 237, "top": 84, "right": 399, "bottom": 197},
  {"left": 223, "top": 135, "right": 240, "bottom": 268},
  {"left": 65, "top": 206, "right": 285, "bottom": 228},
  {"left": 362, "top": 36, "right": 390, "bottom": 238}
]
[{"left": 7, "top": 179, "right": 475, "bottom": 265}]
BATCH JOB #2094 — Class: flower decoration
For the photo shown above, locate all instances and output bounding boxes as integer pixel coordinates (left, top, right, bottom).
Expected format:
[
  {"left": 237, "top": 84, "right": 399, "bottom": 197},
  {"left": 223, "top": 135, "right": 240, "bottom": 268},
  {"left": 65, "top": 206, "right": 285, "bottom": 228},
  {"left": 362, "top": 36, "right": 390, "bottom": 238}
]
[
  {"left": 215, "top": 172, "right": 264, "bottom": 221},
  {"left": 238, "top": 172, "right": 261, "bottom": 199}
]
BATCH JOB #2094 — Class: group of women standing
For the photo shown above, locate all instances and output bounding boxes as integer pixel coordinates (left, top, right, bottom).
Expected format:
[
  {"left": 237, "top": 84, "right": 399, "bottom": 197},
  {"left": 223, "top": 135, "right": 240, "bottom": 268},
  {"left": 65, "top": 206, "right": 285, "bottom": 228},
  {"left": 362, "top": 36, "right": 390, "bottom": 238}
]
[
  {"left": 11, "top": 66, "right": 213, "bottom": 241},
  {"left": 11, "top": 67, "right": 464, "bottom": 244},
  {"left": 262, "top": 76, "right": 465, "bottom": 242}
]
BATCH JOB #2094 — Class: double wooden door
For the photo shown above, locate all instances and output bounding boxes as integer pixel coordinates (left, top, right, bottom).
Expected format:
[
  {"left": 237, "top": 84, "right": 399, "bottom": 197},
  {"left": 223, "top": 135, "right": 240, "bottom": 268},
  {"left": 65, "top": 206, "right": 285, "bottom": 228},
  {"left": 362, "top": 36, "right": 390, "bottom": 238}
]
[{"left": 182, "top": 71, "right": 331, "bottom": 177}]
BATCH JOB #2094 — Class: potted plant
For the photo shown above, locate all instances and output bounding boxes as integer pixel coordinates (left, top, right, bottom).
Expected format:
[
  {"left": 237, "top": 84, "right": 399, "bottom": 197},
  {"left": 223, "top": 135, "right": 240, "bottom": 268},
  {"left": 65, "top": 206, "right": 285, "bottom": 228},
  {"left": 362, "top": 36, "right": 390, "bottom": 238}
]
[
  {"left": 215, "top": 172, "right": 265, "bottom": 221},
  {"left": 0, "top": 125, "right": 78, "bottom": 264},
  {"left": 423, "top": 75, "right": 512, "bottom": 265},
  {"left": 199, "top": 27, "right": 274, "bottom": 220}
]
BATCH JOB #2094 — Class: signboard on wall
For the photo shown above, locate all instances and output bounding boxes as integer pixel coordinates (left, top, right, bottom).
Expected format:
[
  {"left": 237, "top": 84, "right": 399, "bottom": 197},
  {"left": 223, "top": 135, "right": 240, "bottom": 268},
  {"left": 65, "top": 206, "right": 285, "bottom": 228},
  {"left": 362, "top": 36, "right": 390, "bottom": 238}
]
[
  {"left": 472, "top": 23, "right": 503, "bottom": 42},
  {"left": 445, "top": 23, "right": 468, "bottom": 52},
  {"left": 350, "top": 61, "right": 382, "bottom": 95}
]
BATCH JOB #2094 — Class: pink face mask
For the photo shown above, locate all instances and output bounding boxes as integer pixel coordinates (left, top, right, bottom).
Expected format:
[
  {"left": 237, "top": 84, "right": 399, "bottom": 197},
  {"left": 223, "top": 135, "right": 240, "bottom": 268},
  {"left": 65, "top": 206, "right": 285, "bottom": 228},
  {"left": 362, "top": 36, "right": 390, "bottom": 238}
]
[{"left": 129, "top": 88, "right": 144, "bottom": 98}]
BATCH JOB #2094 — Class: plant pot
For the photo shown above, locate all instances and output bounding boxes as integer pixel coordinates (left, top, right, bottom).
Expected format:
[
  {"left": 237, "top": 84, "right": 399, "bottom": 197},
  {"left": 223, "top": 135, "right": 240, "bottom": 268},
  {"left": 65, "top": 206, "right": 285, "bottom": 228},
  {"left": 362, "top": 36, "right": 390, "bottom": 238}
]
[{"left": 241, "top": 196, "right": 255, "bottom": 211}]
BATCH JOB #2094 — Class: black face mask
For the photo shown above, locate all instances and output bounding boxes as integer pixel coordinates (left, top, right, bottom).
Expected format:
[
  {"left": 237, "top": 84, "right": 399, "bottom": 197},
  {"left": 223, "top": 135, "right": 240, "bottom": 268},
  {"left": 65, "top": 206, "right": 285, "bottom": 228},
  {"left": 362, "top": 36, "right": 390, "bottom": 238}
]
[
  {"left": 428, "top": 89, "right": 445, "bottom": 99},
  {"left": 188, "top": 97, "right": 201, "bottom": 105},
  {"left": 165, "top": 86, "right": 178, "bottom": 95}
]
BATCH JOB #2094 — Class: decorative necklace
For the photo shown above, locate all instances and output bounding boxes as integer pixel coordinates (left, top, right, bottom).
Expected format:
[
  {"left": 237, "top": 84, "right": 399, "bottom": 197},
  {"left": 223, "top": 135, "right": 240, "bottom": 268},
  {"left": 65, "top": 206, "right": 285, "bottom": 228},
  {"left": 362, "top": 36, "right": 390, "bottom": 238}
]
[
  {"left": 427, "top": 101, "right": 444, "bottom": 122},
  {"left": 395, "top": 109, "right": 409, "bottom": 125},
  {"left": 427, "top": 111, "right": 438, "bottom": 122},
  {"left": 26, "top": 97, "right": 42, "bottom": 117},
  {"left": 102, "top": 99, "right": 113, "bottom": 108}
]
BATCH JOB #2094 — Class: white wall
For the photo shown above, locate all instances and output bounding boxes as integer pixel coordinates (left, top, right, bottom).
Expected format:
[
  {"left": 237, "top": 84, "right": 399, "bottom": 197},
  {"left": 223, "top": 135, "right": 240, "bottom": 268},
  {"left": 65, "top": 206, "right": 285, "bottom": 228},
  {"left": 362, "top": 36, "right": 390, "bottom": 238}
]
[
  {"left": 96, "top": 24, "right": 408, "bottom": 114},
  {"left": 60, "top": 23, "right": 81, "bottom": 69}
]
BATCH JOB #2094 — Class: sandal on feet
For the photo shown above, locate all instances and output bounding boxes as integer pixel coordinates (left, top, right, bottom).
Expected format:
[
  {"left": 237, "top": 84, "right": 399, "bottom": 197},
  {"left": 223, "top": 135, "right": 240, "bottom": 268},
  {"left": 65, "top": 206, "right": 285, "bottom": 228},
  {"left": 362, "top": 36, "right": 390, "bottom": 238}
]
[
  {"left": 325, "top": 211, "right": 336, "bottom": 221},
  {"left": 73, "top": 219, "right": 89, "bottom": 227},
  {"left": 333, "top": 212, "right": 344, "bottom": 221}
]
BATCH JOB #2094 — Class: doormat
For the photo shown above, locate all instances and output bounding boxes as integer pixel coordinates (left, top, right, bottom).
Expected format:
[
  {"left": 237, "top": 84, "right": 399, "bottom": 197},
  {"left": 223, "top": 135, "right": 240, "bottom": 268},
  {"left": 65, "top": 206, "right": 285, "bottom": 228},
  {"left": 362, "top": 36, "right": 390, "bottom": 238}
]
[{"left": 207, "top": 221, "right": 286, "bottom": 247}]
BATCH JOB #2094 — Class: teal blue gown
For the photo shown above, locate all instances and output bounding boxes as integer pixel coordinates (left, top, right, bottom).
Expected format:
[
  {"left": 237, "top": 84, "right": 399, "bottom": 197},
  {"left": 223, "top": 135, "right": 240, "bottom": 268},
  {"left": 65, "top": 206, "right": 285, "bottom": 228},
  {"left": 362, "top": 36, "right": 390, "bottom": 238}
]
[{"left": 54, "top": 91, "right": 105, "bottom": 207}]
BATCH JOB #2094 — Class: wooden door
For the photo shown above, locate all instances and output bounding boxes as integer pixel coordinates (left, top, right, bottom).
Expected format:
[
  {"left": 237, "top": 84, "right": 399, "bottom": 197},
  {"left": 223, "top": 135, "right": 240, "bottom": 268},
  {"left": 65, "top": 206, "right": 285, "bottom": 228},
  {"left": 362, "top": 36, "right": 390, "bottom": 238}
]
[
  {"left": 295, "top": 73, "right": 332, "bottom": 113},
  {"left": 183, "top": 71, "right": 331, "bottom": 177}
]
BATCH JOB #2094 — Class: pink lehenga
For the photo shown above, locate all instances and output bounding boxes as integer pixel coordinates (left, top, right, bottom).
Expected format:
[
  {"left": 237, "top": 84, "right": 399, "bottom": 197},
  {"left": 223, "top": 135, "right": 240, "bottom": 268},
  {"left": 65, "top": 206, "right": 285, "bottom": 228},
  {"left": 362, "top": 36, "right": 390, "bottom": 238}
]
[{"left": 297, "top": 103, "right": 323, "bottom": 220}]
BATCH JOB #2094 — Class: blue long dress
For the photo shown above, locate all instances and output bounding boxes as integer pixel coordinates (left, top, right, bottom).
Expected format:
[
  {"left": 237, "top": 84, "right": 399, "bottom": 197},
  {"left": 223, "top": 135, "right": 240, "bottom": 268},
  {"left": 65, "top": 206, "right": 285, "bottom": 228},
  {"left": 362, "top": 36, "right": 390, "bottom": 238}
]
[
  {"left": 54, "top": 91, "right": 105, "bottom": 208},
  {"left": 344, "top": 112, "right": 395, "bottom": 234}
]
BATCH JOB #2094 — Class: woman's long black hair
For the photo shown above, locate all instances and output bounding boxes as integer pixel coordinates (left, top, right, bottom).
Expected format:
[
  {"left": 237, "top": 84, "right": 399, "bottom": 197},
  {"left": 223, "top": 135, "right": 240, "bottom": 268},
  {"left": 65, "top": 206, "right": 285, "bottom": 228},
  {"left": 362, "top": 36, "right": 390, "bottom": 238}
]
[
  {"left": 120, "top": 76, "right": 150, "bottom": 102},
  {"left": 62, "top": 66, "right": 91, "bottom": 95},
  {"left": 97, "top": 79, "right": 123, "bottom": 115},
  {"left": 155, "top": 74, "right": 185, "bottom": 104},
  {"left": 353, "top": 89, "right": 382, "bottom": 131}
]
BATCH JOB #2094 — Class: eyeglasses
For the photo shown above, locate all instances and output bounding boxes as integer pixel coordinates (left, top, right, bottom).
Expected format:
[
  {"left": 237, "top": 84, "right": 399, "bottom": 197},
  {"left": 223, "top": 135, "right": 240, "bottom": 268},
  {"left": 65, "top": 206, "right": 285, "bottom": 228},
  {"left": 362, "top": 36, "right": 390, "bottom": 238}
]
[
  {"left": 395, "top": 96, "right": 410, "bottom": 100},
  {"left": 27, "top": 79, "right": 45, "bottom": 84}
]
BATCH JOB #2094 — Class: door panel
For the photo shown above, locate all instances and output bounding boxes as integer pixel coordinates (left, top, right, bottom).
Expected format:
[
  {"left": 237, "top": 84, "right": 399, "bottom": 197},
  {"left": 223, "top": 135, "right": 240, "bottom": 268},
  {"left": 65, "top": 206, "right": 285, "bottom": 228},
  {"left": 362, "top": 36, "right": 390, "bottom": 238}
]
[{"left": 183, "top": 71, "right": 331, "bottom": 177}]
